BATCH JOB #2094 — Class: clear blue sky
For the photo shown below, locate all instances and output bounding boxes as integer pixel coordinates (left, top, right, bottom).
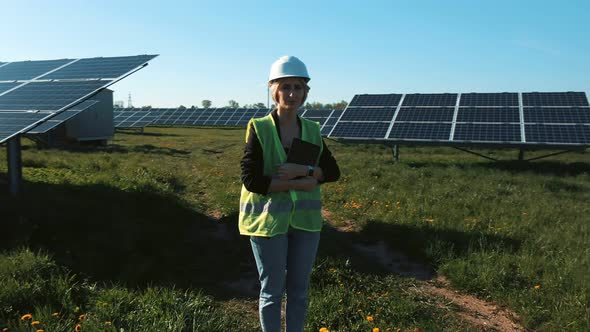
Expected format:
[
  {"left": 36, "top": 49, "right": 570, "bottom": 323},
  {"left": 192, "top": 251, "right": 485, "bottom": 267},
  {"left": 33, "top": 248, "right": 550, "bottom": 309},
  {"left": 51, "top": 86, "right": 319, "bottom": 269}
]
[{"left": 2, "top": 0, "right": 589, "bottom": 107}]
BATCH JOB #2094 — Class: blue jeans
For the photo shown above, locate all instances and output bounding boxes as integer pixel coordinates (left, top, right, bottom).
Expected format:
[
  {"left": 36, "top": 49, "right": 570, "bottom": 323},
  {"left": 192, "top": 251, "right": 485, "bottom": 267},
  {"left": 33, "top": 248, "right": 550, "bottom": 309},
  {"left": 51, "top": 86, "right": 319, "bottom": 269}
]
[{"left": 250, "top": 228, "right": 321, "bottom": 332}]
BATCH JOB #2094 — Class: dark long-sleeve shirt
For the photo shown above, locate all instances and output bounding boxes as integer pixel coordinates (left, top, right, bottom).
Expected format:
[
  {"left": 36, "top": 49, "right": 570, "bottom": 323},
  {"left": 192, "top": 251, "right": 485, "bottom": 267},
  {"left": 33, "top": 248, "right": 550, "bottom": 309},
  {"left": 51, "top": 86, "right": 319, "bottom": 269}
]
[{"left": 240, "top": 110, "right": 340, "bottom": 195}]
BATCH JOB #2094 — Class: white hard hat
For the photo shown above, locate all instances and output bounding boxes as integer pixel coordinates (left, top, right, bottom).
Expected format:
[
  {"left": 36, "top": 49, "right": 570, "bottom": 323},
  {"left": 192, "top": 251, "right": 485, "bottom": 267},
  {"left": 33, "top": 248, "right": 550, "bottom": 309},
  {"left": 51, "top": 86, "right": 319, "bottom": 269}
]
[{"left": 268, "top": 55, "right": 310, "bottom": 83}]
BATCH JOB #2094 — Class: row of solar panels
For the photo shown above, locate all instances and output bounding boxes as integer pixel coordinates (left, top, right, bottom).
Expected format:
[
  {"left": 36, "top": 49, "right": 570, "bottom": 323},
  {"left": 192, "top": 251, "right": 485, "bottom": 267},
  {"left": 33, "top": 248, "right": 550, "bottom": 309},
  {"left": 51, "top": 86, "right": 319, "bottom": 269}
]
[
  {"left": 0, "top": 55, "right": 157, "bottom": 143},
  {"left": 331, "top": 92, "right": 590, "bottom": 146},
  {"left": 114, "top": 108, "right": 343, "bottom": 136},
  {"left": 350, "top": 92, "right": 589, "bottom": 107},
  {"left": 114, "top": 92, "right": 590, "bottom": 146}
]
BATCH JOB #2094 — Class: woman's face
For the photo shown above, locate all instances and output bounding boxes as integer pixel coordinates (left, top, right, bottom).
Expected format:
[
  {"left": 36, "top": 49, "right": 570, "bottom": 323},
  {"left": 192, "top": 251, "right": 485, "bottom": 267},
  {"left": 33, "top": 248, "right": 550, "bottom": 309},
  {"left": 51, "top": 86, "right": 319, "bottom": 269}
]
[{"left": 276, "top": 78, "right": 305, "bottom": 111}]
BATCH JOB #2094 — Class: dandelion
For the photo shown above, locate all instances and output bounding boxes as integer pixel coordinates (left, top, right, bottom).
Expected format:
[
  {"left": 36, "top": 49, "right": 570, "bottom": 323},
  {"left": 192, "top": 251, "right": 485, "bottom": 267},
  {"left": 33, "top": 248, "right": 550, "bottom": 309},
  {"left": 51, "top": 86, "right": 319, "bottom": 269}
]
[
  {"left": 79, "top": 314, "right": 87, "bottom": 320},
  {"left": 367, "top": 316, "right": 374, "bottom": 322},
  {"left": 105, "top": 322, "right": 112, "bottom": 326},
  {"left": 74, "top": 324, "right": 81, "bottom": 332},
  {"left": 423, "top": 218, "right": 434, "bottom": 223},
  {"left": 319, "top": 328, "right": 330, "bottom": 332},
  {"left": 20, "top": 314, "right": 33, "bottom": 321},
  {"left": 396, "top": 329, "right": 402, "bottom": 332},
  {"left": 31, "top": 321, "right": 40, "bottom": 327},
  {"left": 52, "top": 312, "right": 60, "bottom": 317},
  {"left": 534, "top": 285, "right": 541, "bottom": 289},
  {"left": 373, "top": 328, "right": 380, "bottom": 332},
  {"left": 37, "top": 330, "right": 45, "bottom": 332}
]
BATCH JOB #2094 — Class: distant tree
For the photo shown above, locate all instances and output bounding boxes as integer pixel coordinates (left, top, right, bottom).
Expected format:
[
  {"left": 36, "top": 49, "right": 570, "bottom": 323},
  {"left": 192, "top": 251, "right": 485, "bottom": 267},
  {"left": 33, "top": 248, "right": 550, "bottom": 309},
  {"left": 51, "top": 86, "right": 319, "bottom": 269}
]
[
  {"left": 253, "top": 102, "right": 266, "bottom": 108},
  {"left": 310, "top": 102, "right": 324, "bottom": 109},
  {"left": 228, "top": 100, "right": 239, "bottom": 108},
  {"left": 202, "top": 100, "right": 212, "bottom": 108},
  {"left": 332, "top": 100, "right": 348, "bottom": 109},
  {"left": 178, "top": 105, "right": 187, "bottom": 110},
  {"left": 141, "top": 105, "right": 152, "bottom": 110}
]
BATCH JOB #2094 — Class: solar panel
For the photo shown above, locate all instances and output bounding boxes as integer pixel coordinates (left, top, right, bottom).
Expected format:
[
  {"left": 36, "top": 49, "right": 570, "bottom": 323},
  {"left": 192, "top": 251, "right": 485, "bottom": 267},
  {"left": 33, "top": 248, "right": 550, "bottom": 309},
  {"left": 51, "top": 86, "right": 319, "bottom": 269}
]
[
  {"left": 459, "top": 93, "right": 519, "bottom": 107},
  {"left": 456, "top": 107, "right": 520, "bottom": 123},
  {"left": 0, "top": 54, "right": 157, "bottom": 145},
  {"left": 216, "top": 108, "right": 238, "bottom": 125},
  {"left": 0, "top": 80, "right": 111, "bottom": 111},
  {"left": 402, "top": 93, "right": 457, "bottom": 107},
  {"left": 525, "top": 124, "right": 590, "bottom": 144},
  {"left": 339, "top": 107, "right": 397, "bottom": 122},
  {"left": 524, "top": 107, "right": 590, "bottom": 124},
  {"left": 0, "top": 82, "right": 20, "bottom": 95},
  {"left": 329, "top": 122, "right": 390, "bottom": 139},
  {"left": 114, "top": 109, "right": 163, "bottom": 128},
  {"left": 0, "top": 111, "right": 51, "bottom": 143},
  {"left": 0, "top": 59, "right": 72, "bottom": 81},
  {"left": 453, "top": 123, "right": 521, "bottom": 143},
  {"left": 388, "top": 123, "right": 452, "bottom": 140},
  {"left": 42, "top": 55, "right": 157, "bottom": 80},
  {"left": 28, "top": 100, "right": 98, "bottom": 134},
  {"left": 349, "top": 94, "right": 402, "bottom": 107},
  {"left": 396, "top": 107, "right": 455, "bottom": 122},
  {"left": 523, "top": 92, "right": 588, "bottom": 107},
  {"left": 330, "top": 91, "right": 590, "bottom": 147}
]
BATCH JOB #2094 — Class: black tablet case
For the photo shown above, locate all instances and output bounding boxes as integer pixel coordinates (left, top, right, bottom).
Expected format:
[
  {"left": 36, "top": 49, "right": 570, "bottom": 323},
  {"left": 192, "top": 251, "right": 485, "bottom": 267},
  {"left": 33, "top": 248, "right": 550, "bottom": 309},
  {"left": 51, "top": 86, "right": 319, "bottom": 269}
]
[{"left": 286, "top": 137, "right": 320, "bottom": 166}]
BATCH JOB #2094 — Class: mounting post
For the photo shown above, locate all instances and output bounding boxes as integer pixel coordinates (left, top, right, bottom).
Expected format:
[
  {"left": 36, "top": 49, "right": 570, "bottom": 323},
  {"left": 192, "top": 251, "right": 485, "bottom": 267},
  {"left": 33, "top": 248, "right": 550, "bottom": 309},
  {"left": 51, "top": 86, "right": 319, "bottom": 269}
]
[
  {"left": 391, "top": 144, "right": 399, "bottom": 161},
  {"left": 7, "top": 136, "right": 23, "bottom": 196},
  {"left": 518, "top": 149, "right": 525, "bottom": 161}
]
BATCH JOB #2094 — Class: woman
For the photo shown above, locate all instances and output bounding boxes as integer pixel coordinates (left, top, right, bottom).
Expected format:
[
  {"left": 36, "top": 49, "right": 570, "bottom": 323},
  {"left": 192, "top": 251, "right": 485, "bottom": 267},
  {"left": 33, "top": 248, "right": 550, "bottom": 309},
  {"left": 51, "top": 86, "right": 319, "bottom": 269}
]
[{"left": 239, "top": 55, "right": 340, "bottom": 332}]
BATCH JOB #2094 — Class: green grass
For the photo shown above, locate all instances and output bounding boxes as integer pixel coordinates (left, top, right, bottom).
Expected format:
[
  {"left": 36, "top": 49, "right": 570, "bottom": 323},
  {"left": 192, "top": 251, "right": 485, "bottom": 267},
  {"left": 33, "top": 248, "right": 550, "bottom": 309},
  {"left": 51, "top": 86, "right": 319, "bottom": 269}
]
[{"left": 1, "top": 126, "right": 589, "bottom": 331}]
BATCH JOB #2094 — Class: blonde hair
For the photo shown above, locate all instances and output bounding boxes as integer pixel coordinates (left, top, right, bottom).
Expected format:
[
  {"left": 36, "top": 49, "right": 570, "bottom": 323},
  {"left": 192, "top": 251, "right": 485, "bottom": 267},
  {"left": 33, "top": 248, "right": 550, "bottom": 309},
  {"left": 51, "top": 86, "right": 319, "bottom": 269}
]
[{"left": 269, "top": 78, "right": 310, "bottom": 107}]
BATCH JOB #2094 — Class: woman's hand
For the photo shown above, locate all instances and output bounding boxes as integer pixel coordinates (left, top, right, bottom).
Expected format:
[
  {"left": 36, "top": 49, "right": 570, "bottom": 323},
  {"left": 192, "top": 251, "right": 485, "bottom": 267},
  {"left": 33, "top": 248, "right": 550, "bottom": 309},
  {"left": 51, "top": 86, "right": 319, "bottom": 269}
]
[
  {"left": 277, "top": 163, "right": 306, "bottom": 180},
  {"left": 290, "top": 177, "right": 318, "bottom": 192}
]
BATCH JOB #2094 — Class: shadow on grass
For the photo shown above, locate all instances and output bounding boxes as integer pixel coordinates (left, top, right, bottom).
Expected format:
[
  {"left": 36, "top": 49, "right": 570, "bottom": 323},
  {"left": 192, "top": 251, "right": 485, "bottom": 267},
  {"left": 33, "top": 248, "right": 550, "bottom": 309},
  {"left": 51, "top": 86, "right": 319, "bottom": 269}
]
[
  {"left": 479, "top": 160, "right": 590, "bottom": 176},
  {"left": 117, "top": 130, "right": 180, "bottom": 137},
  {"left": 318, "top": 219, "right": 521, "bottom": 282},
  {"left": 0, "top": 181, "right": 253, "bottom": 300},
  {"left": 405, "top": 159, "right": 590, "bottom": 177},
  {"left": 0, "top": 178, "right": 522, "bottom": 300}
]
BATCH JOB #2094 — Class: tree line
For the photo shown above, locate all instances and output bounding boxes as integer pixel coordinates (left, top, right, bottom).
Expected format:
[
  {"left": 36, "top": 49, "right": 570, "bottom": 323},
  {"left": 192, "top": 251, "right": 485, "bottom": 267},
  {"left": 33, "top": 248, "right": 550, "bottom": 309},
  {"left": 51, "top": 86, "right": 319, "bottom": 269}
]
[{"left": 137, "top": 99, "right": 348, "bottom": 110}]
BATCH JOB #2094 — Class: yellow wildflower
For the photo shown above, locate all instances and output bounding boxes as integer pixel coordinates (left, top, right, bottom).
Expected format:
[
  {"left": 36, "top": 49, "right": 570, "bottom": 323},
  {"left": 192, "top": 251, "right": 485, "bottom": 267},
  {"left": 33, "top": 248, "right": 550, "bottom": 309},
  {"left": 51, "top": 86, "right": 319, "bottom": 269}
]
[
  {"left": 423, "top": 218, "right": 434, "bottom": 223},
  {"left": 105, "top": 322, "right": 112, "bottom": 326},
  {"left": 52, "top": 312, "right": 60, "bottom": 317},
  {"left": 373, "top": 328, "right": 380, "bottom": 332},
  {"left": 319, "top": 328, "right": 330, "bottom": 332},
  {"left": 79, "top": 314, "right": 87, "bottom": 320},
  {"left": 534, "top": 285, "right": 541, "bottom": 289},
  {"left": 367, "top": 316, "right": 374, "bottom": 322},
  {"left": 31, "top": 321, "right": 40, "bottom": 327},
  {"left": 37, "top": 330, "right": 45, "bottom": 332},
  {"left": 74, "top": 324, "right": 81, "bottom": 332},
  {"left": 20, "top": 314, "right": 33, "bottom": 321}
]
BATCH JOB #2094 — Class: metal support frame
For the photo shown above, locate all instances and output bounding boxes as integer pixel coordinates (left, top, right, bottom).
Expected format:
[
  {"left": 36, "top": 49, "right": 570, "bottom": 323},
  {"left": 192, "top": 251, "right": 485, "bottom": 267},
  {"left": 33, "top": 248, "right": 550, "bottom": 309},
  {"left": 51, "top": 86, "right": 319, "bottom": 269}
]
[
  {"left": 524, "top": 149, "right": 576, "bottom": 161},
  {"left": 391, "top": 144, "right": 399, "bottom": 161},
  {"left": 452, "top": 146, "right": 580, "bottom": 162},
  {"left": 452, "top": 146, "right": 499, "bottom": 161},
  {"left": 7, "top": 136, "right": 23, "bottom": 196}
]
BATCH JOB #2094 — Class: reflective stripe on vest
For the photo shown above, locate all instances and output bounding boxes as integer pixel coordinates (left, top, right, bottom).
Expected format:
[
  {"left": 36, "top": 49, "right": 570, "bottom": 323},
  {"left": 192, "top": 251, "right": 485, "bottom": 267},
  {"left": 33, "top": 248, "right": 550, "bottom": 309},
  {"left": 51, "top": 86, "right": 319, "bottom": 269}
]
[
  {"left": 239, "top": 199, "right": 321, "bottom": 214},
  {"left": 238, "top": 114, "right": 324, "bottom": 237}
]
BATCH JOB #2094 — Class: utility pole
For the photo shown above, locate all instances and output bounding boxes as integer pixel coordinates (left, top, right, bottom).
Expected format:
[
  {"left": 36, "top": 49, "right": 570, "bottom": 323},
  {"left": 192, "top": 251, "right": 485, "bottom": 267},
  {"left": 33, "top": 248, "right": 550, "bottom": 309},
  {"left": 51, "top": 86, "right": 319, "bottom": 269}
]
[{"left": 128, "top": 93, "right": 133, "bottom": 108}]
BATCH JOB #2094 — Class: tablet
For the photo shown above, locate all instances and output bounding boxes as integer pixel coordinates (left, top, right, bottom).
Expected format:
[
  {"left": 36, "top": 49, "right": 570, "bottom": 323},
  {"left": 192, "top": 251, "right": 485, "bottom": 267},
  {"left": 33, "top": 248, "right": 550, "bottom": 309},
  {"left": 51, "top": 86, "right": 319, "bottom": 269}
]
[{"left": 287, "top": 137, "right": 321, "bottom": 166}]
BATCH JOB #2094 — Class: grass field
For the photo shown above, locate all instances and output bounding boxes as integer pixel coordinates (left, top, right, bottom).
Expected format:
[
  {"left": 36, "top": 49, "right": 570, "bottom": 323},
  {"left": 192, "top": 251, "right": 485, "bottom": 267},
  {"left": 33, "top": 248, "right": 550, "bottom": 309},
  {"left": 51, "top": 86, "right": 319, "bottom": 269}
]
[{"left": 1, "top": 126, "right": 589, "bottom": 331}]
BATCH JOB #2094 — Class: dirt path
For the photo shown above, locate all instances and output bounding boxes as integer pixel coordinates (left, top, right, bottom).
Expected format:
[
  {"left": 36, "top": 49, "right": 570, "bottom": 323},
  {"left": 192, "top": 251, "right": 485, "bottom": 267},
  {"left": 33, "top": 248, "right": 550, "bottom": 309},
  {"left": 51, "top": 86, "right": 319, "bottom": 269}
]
[{"left": 329, "top": 216, "right": 527, "bottom": 332}]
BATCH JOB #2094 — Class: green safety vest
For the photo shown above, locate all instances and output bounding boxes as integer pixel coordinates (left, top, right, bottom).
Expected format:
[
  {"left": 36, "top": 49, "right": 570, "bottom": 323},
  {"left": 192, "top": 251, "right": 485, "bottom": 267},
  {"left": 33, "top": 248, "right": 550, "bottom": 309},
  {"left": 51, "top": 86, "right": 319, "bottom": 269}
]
[{"left": 239, "top": 114, "right": 324, "bottom": 237}]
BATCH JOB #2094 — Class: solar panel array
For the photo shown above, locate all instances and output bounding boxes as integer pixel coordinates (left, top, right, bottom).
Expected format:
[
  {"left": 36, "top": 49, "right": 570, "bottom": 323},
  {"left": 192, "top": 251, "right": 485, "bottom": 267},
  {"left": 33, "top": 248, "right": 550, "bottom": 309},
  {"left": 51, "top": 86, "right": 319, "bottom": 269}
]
[
  {"left": 328, "top": 92, "right": 590, "bottom": 147},
  {"left": 113, "top": 108, "right": 343, "bottom": 135},
  {"left": 0, "top": 54, "right": 157, "bottom": 143}
]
